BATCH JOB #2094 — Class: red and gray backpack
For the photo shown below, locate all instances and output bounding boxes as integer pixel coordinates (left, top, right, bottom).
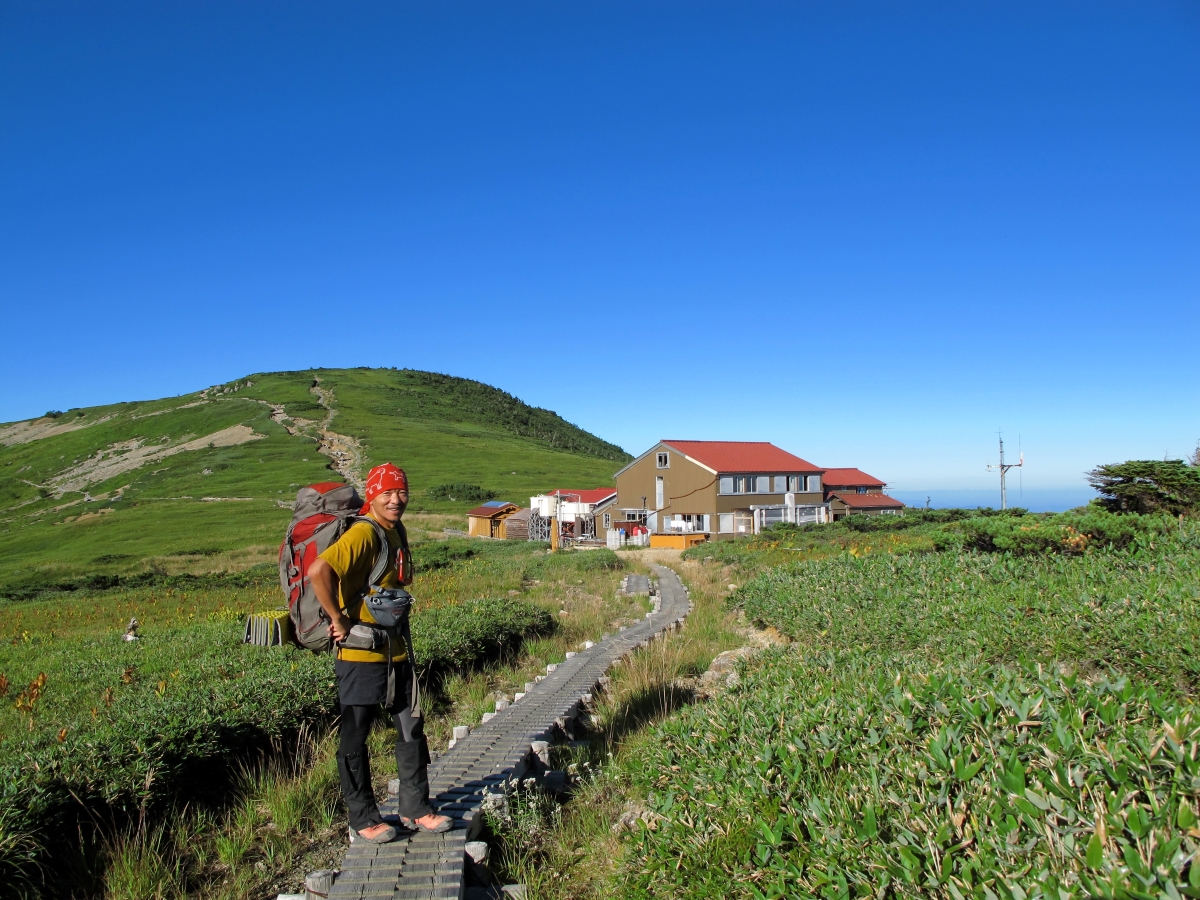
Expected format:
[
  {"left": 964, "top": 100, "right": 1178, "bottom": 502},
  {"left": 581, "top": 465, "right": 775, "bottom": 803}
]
[{"left": 278, "top": 482, "right": 389, "bottom": 651}]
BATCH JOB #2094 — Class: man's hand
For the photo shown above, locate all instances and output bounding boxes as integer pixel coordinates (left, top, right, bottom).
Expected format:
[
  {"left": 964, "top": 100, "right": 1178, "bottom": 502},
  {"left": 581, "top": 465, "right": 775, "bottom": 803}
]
[{"left": 308, "top": 557, "right": 348, "bottom": 643}]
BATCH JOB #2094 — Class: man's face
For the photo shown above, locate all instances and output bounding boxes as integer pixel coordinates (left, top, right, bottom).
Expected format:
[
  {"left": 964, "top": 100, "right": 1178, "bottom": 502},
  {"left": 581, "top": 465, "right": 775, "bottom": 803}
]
[{"left": 370, "top": 488, "right": 408, "bottom": 525}]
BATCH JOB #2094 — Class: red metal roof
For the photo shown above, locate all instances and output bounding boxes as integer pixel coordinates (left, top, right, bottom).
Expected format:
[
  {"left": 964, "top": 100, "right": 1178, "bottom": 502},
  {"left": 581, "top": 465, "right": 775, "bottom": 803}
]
[
  {"left": 466, "top": 502, "right": 519, "bottom": 518},
  {"left": 821, "top": 467, "right": 886, "bottom": 488},
  {"left": 662, "top": 441, "right": 820, "bottom": 474},
  {"left": 830, "top": 492, "right": 905, "bottom": 509},
  {"left": 545, "top": 488, "right": 617, "bottom": 504}
]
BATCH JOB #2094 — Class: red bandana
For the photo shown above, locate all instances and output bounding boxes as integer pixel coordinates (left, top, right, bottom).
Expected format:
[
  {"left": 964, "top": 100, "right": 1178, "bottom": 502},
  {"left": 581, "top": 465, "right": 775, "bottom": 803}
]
[{"left": 361, "top": 463, "right": 409, "bottom": 513}]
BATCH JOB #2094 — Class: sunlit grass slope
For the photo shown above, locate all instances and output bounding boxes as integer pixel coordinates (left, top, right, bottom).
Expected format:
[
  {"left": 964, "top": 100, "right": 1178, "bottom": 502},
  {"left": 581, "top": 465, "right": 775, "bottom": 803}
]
[{"left": 0, "top": 368, "right": 628, "bottom": 587}]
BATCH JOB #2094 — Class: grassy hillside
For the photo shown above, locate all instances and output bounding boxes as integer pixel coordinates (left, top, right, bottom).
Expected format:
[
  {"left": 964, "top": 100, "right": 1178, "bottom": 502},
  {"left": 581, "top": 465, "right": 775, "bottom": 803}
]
[{"left": 0, "top": 368, "right": 629, "bottom": 587}]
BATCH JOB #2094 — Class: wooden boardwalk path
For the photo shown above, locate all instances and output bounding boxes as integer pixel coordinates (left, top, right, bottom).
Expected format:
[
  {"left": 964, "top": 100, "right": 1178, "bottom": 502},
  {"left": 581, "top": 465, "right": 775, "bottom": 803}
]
[{"left": 326, "top": 563, "right": 692, "bottom": 900}]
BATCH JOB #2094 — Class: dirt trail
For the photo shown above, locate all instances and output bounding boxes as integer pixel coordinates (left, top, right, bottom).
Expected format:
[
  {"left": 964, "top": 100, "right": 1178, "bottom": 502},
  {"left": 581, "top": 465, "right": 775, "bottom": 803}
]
[
  {"left": 240, "top": 382, "right": 362, "bottom": 487},
  {"left": 309, "top": 379, "right": 365, "bottom": 488}
]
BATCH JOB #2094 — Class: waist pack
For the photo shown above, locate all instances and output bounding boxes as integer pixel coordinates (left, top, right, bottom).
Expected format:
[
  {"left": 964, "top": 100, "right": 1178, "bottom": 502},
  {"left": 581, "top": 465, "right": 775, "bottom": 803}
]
[
  {"left": 339, "top": 623, "right": 390, "bottom": 651},
  {"left": 336, "top": 592, "right": 422, "bottom": 716},
  {"left": 363, "top": 588, "right": 414, "bottom": 628}
]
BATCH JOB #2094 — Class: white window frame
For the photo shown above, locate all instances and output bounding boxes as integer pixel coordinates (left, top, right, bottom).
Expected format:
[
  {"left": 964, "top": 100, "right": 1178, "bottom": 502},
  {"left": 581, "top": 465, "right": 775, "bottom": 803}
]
[
  {"left": 719, "top": 513, "right": 734, "bottom": 533},
  {"left": 603, "top": 512, "right": 611, "bottom": 527},
  {"left": 656, "top": 452, "right": 670, "bottom": 469},
  {"left": 719, "top": 476, "right": 734, "bottom": 494},
  {"left": 655, "top": 476, "right": 664, "bottom": 509}
]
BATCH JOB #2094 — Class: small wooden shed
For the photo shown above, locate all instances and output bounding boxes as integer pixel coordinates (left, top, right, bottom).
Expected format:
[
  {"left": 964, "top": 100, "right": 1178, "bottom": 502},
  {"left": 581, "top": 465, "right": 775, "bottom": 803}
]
[
  {"left": 466, "top": 501, "right": 520, "bottom": 538},
  {"left": 501, "top": 508, "right": 532, "bottom": 541}
]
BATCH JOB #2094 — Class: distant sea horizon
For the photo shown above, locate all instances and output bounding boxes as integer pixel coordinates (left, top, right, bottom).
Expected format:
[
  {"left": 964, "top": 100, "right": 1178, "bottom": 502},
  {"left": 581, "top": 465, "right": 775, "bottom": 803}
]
[{"left": 887, "top": 488, "right": 1096, "bottom": 514}]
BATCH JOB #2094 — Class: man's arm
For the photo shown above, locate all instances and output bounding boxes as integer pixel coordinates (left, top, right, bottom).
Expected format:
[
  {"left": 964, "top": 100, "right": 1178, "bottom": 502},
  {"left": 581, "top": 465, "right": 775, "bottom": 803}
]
[{"left": 308, "top": 557, "right": 353, "bottom": 642}]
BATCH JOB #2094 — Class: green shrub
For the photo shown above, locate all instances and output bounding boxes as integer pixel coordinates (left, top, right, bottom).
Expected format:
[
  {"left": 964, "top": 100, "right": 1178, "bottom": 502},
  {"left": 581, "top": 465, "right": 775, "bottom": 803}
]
[
  {"left": 836, "top": 508, "right": 1021, "bottom": 534},
  {"left": 1088, "top": 459, "right": 1200, "bottom": 516},
  {"left": 621, "top": 649, "right": 1200, "bottom": 899},
  {"left": 0, "top": 596, "right": 552, "bottom": 887},
  {"left": 412, "top": 597, "right": 555, "bottom": 677},
  {"left": 415, "top": 541, "right": 476, "bottom": 573},
  {"left": 570, "top": 549, "right": 624, "bottom": 572},
  {"left": 735, "top": 520, "right": 1200, "bottom": 692},
  {"left": 0, "top": 565, "right": 278, "bottom": 603},
  {"left": 934, "top": 510, "right": 1160, "bottom": 556}
]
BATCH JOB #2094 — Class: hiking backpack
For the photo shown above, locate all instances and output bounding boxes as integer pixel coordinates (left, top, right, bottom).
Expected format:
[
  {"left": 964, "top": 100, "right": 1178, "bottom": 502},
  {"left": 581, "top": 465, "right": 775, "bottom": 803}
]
[{"left": 278, "top": 482, "right": 389, "bottom": 651}]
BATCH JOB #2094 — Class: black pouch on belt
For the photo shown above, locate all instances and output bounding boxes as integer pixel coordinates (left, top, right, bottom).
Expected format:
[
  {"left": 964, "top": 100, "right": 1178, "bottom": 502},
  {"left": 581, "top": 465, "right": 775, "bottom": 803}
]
[
  {"left": 338, "top": 623, "right": 389, "bottom": 651},
  {"left": 351, "top": 589, "right": 421, "bottom": 714}
]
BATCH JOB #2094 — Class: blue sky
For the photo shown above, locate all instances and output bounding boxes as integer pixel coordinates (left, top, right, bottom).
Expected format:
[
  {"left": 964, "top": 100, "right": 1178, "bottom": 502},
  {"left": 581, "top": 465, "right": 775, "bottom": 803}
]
[{"left": 2, "top": 1, "right": 1197, "bottom": 508}]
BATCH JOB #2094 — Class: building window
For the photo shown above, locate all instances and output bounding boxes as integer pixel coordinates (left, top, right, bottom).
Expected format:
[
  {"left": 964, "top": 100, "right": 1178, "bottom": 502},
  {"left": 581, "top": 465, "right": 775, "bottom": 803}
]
[
  {"left": 603, "top": 512, "right": 611, "bottom": 527},
  {"left": 666, "top": 513, "right": 708, "bottom": 533},
  {"left": 787, "top": 475, "right": 801, "bottom": 492},
  {"left": 625, "top": 510, "right": 647, "bottom": 522},
  {"left": 856, "top": 487, "right": 867, "bottom": 494},
  {"left": 656, "top": 452, "right": 669, "bottom": 468},
  {"left": 655, "top": 476, "right": 664, "bottom": 508},
  {"left": 723, "top": 475, "right": 778, "bottom": 494},
  {"left": 808, "top": 474, "right": 821, "bottom": 492},
  {"left": 734, "top": 511, "right": 753, "bottom": 534},
  {"left": 719, "top": 513, "right": 733, "bottom": 533}
]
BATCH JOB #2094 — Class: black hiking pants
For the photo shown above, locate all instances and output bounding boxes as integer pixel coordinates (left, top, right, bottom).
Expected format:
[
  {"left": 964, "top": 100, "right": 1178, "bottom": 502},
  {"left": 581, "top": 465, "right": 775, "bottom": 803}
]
[{"left": 335, "top": 659, "right": 433, "bottom": 830}]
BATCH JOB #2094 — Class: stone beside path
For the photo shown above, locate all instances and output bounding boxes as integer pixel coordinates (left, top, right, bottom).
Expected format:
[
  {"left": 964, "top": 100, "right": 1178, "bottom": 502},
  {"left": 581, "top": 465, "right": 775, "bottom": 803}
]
[{"left": 326, "top": 563, "right": 692, "bottom": 900}]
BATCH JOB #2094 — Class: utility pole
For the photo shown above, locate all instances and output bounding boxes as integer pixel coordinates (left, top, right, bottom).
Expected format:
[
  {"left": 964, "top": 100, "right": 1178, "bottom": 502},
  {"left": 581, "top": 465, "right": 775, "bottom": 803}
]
[{"left": 987, "top": 432, "right": 1023, "bottom": 510}]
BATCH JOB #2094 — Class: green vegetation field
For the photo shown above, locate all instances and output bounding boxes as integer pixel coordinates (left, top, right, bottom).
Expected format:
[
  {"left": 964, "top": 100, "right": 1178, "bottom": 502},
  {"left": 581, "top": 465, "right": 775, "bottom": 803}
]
[
  {"left": 0, "top": 367, "right": 628, "bottom": 586},
  {"left": 0, "top": 536, "right": 652, "bottom": 899},
  {"left": 516, "top": 510, "right": 1200, "bottom": 900}
]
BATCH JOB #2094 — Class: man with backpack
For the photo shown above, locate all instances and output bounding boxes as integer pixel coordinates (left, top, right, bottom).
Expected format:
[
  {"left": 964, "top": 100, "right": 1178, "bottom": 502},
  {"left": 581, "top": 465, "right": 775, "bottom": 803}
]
[{"left": 307, "top": 462, "right": 452, "bottom": 843}]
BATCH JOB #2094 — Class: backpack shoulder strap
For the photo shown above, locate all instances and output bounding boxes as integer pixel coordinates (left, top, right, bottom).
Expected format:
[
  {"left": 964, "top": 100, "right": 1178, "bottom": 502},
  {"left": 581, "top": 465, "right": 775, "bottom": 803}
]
[
  {"left": 395, "top": 520, "right": 412, "bottom": 585},
  {"left": 353, "top": 516, "right": 393, "bottom": 589}
]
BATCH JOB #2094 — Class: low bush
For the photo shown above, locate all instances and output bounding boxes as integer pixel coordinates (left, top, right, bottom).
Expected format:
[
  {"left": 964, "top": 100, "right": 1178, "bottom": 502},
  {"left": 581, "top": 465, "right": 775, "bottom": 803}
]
[
  {"left": 681, "top": 509, "right": 1022, "bottom": 568},
  {"left": 933, "top": 510, "right": 1161, "bottom": 556},
  {"left": 415, "top": 540, "right": 477, "bottom": 573},
  {"left": 621, "top": 649, "right": 1200, "bottom": 899},
  {"left": 0, "top": 596, "right": 552, "bottom": 890},
  {"left": 0, "top": 564, "right": 277, "bottom": 603},
  {"left": 735, "top": 520, "right": 1200, "bottom": 692},
  {"left": 571, "top": 549, "right": 624, "bottom": 572},
  {"left": 413, "top": 597, "right": 555, "bottom": 678},
  {"left": 835, "top": 507, "right": 1020, "bottom": 534}
]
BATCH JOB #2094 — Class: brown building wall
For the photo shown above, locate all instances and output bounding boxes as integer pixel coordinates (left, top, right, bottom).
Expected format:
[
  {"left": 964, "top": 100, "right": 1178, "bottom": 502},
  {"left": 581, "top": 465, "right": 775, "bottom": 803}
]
[
  {"left": 614, "top": 445, "right": 718, "bottom": 525},
  {"left": 616, "top": 444, "right": 827, "bottom": 537},
  {"left": 593, "top": 497, "right": 617, "bottom": 541}
]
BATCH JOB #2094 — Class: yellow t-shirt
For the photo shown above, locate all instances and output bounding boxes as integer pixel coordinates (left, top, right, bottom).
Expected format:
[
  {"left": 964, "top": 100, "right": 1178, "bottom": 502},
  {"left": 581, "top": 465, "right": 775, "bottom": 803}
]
[{"left": 319, "top": 515, "right": 411, "bottom": 664}]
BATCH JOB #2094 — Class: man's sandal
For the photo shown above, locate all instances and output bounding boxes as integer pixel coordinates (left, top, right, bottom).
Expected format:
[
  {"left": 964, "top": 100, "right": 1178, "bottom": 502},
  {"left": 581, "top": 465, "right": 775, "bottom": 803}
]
[
  {"left": 400, "top": 813, "right": 453, "bottom": 834},
  {"left": 351, "top": 823, "right": 399, "bottom": 844}
]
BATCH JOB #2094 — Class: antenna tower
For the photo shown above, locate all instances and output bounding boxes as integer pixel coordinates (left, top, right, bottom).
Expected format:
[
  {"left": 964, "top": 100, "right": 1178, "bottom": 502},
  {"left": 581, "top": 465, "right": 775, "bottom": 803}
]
[{"left": 987, "top": 432, "right": 1024, "bottom": 510}]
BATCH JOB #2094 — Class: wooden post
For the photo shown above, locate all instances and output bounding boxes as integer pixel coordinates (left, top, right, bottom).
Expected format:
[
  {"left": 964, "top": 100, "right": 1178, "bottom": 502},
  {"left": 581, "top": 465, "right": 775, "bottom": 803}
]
[
  {"left": 305, "top": 869, "right": 335, "bottom": 899},
  {"left": 549, "top": 517, "right": 560, "bottom": 551}
]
